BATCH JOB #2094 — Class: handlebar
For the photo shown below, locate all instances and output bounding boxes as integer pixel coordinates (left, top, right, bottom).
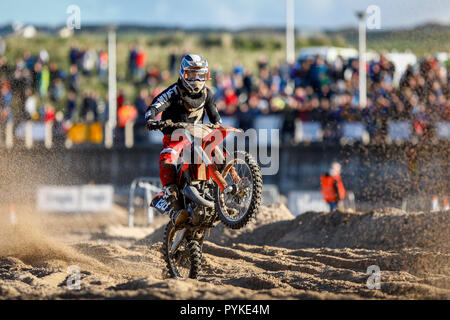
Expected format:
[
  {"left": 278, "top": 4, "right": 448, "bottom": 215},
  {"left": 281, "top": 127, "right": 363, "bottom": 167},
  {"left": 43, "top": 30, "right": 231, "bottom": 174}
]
[{"left": 146, "top": 120, "right": 220, "bottom": 131}]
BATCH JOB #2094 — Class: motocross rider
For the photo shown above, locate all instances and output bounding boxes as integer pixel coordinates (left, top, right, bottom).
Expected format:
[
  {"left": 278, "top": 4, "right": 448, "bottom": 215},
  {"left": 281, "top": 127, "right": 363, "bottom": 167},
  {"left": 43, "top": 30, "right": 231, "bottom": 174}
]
[{"left": 145, "top": 54, "right": 222, "bottom": 224}]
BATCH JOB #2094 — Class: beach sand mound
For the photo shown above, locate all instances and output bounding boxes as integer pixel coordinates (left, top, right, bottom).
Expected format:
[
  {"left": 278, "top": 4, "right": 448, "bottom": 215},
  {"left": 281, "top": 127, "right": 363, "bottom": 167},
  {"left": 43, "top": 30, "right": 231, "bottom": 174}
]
[
  {"left": 137, "top": 203, "right": 294, "bottom": 246},
  {"left": 1, "top": 204, "right": 449, "bottom": 299},
  {"left": 235, "top": 208, "right": 450, "bottom": 252}
]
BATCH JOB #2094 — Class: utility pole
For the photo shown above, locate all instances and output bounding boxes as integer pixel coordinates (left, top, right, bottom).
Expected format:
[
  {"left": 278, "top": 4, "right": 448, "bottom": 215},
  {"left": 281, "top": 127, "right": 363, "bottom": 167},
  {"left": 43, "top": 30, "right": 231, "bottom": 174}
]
[
  {"left": 356, "top": 11, "right": 367, "bottom": 108},
  {"left": 286, "top": 0, "right": 295, "bottom": 64},
  {"left": 106, "top": 27, "right": 117, "bottom": 148}
]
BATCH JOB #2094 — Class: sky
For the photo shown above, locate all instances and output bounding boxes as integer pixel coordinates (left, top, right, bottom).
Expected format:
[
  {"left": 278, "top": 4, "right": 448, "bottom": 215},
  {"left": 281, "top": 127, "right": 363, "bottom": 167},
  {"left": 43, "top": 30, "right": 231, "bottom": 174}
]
[{"left": 1, "top": 0, "right": 449, "bottom": 30}]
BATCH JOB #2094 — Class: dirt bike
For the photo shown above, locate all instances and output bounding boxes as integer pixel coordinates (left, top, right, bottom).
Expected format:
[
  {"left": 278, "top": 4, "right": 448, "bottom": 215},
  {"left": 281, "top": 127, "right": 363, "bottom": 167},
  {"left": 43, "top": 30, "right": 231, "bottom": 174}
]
[{"left": 148, "top": 120, "right": 262, "bottom": 279}]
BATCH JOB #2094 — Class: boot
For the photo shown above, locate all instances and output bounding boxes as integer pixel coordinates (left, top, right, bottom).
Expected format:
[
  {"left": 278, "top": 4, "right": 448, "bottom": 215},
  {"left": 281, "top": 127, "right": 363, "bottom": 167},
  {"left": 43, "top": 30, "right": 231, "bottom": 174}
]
[
  {"left": 163, "top": 184, "right": 181, "bottom": 210},
  {"left": 163, "top": 184, "right": 188, "bottom": 225},
  {"left": 170, "top": 208, "right": 189, "bottom": 226}
]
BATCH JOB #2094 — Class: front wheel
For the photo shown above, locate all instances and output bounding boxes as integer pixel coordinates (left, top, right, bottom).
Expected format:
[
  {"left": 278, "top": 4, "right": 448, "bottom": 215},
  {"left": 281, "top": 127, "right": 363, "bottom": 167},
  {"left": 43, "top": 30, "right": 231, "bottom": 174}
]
[
  {"left": 162, "top": 222, "right": 202, "bottom": 279},
  {"left": 215, "top": 151, "right": 262, "bottom": 229}
]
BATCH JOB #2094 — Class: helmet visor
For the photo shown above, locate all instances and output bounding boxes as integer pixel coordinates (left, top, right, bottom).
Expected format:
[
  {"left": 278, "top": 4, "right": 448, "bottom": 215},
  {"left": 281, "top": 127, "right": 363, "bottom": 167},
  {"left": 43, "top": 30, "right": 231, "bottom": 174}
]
[{"left": 183, "top": 70, "right": 209, "bottom": 81}]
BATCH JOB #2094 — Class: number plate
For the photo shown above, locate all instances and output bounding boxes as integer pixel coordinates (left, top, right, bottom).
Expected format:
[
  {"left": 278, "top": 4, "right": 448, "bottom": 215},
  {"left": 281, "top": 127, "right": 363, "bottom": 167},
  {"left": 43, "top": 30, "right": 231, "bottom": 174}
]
[{"left": 152, "top": 196, "right": 170, "bottom": 212}]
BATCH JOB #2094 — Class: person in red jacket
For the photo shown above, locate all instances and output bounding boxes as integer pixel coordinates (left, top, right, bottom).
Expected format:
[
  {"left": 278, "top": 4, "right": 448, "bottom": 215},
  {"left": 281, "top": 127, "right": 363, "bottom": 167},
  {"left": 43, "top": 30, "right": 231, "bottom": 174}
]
[
  {"left": 136, "top": 47, "right": 147, "bottom": 80},
  {"left": 321, "top": 162, "right": 346, "bottom": 211}
]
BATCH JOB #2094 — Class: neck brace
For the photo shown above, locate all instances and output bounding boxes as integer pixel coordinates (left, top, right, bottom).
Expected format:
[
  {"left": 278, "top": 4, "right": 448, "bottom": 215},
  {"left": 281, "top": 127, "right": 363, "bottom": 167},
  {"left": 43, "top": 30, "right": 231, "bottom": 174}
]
[{"left": 177, "top": 78, "right": 207, "bottom": 111}]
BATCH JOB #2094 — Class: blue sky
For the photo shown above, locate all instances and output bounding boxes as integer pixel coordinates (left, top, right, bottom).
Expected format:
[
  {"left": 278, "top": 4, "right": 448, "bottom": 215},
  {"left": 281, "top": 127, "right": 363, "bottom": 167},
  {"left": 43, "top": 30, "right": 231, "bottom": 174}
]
[{"left": 1, "top": 0, "right": 449, "bottom": 29}]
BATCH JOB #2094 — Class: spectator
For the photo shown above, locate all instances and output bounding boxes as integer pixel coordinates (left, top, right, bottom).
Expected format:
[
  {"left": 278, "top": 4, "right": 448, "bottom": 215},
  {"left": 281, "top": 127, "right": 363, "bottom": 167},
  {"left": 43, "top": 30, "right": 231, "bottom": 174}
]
[
  {"left": 143, "top": 66, "right": 160, "bottom": 87},
  {"left": 237, "top": 94, "right": 261, "bottom": 130},
  {"left": 257, "top": 55, "right": 268, "bottom": 73},
  {"left": 135, "top": 47, "right": 147, "bottom": 81},
  {"left": 224, "top": 87, "right": 239, "bottom": 108},
  {"left": 0, "top": 57, "right": 9, "bottom": 78},
  {"left": 23, "top": 51, "right": 35, "bottom": 70},
  {"left": 38, "top": 49, "right": 49, "bottom": 65},
  {"left": 0, "top": 81, "right": 13, "bottom": 123},
  {"left": 169, "top": 48, "right": 177, "bottom": 76},
  {"left": 310, "top": 55, "right": 328, "bottom": 92},
  {"left": 0, "top": 42, "right": 447, "bottom": 148},
  {"left": 76, "top": 46, "right": 86, "bottom": 70},
  {"left": 81, "top": 91, "right": 98, "bottom": 122},
  {"left": 134, "top": 88, "right": 149, "bottom": 143},
  {"left": 69, "top": 43, "right": 80, "bottom": 65},
  {"left": 44, "top": 104, "right": 55, "bottom": 123},
  {"left": 68, "top": 64, "right": 80, "bottom": 93},
  {"left": 24, "top": 88, "right": 38, "bottom": 120},
  {"left": 97, "top": 49, "right": 108, "bottom": 82},
  {"left": 117, "top": 104, "right": 137, "bottom": 128},
  {"left": 65, "top": 91, "right": 77, "bottom": 120},
  {"left": 82, "top": 49, "right": 96, "bottom": 75},
  {"left": 97, "top": 93, "right": 109, "bottom": 123},
  {"left": 117, "top": 89, "right": 125, "bottom": 108},
  {"left": 49, "top": 78, "right": 65, "bottom": 102},
  {"left": 11, "top": 69, "right": 27, "bottom": 113},
  {"left": 135, "top": 88, "right": 148, "bottom": 126},
  {"left": 320, "top": 162, "right": 346, "bottom": 211},
  {"left": 36, "top": 62, "right": 50, "bottom": 98},
  {"left": 128, "top": 44, "right": 138, "bottom": 80},
  {"left": 281, "top": 98, "right": 298, "bottom": 144},
  {"left": 49, "top": 62, "right": 64, "bottom": 83},
  {"left": 243, "top": 69, "right": 253, "bottom": 96}
]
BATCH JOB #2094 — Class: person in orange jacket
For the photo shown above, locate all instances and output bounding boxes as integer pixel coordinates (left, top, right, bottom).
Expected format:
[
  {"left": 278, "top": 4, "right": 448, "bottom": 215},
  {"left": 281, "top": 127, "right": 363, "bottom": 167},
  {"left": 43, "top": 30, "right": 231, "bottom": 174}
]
[{"left": 320, "top": 161, "right": 346, "bottom": 211}]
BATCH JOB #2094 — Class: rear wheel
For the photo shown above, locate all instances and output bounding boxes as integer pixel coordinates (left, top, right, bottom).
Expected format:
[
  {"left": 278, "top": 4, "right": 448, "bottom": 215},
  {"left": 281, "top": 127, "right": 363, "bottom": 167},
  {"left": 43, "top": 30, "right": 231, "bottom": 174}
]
[
  {"left": 163, "top": 222, "right": 202, "bottom": 279},
  {"left": 215, "top": 151, "right": 262, "bottom": 229}
]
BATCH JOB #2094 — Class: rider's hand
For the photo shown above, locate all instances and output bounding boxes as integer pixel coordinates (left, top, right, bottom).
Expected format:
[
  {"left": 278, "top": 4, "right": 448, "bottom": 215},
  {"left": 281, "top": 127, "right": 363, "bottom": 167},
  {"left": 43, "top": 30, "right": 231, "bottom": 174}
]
[
  {"left": 162, "top": 119, "right": 173, "bottom": 128},
  {"left": 209, "top": 122, "right": 221, "bottom": 129},
  {"left": 146, "top": 119, "right": 160, "bottom": 131}
]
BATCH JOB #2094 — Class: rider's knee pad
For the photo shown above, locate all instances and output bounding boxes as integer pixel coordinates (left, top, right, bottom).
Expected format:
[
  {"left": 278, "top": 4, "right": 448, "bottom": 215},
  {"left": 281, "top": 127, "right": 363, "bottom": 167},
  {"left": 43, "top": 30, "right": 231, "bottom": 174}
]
[{"left": 160, "top": 162, "right": 177, "bottom": 186}]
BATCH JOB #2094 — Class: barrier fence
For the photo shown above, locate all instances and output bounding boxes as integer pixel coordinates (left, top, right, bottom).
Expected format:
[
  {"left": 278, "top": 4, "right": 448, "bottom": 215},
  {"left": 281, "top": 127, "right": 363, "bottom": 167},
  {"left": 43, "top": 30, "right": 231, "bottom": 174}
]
[
  {"left": 31, "top": 182, "right": 448, "bottom": 228},
  {"left": 128, "top": 177, "right": 162, "bottom": 227},
  {"left": 1, "top": 116, "right": 450, "bottom": 150},
  {"left": 1, "top": 141, "right": 447, "bottom": 206}
]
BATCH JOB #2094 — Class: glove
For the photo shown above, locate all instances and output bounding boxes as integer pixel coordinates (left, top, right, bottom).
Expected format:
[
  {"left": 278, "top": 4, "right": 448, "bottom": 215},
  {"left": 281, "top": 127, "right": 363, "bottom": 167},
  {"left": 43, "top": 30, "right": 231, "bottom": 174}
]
[
  {"left": 209, "top": 122, "right": 221, "bottom": 129},
  {"left": 146, "top": 120, "right": 160, "bottom": 131},
  {"left": 162, "top": 119, "right": 173, "bottom": 128}
]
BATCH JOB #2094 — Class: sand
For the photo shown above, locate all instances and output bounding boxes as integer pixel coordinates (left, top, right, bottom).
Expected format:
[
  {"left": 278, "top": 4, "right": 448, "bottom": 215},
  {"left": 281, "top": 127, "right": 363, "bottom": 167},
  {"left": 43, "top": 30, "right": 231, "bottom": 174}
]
[{"left": 0, "top": 203, "right": 449, "bottom": 299}]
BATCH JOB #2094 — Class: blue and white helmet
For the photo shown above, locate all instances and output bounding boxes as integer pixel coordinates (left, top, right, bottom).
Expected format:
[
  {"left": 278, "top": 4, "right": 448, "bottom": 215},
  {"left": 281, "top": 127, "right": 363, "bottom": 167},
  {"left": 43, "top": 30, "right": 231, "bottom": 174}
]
[{"left": 179, "top": 54, "right": 209, "bottom": 94}]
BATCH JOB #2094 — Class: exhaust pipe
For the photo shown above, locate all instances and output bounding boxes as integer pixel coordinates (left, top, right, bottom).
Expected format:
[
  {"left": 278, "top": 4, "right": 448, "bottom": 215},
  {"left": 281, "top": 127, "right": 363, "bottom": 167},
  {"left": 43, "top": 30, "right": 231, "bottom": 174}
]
[{"left": 183, "top": 185, "right": 215, "bottom": 208}]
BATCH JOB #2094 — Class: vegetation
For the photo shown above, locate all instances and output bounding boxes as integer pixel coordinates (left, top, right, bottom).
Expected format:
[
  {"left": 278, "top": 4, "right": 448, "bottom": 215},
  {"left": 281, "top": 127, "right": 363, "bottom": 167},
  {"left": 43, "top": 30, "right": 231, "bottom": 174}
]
[{"left": 2, "top": 23, "right": 448, "bottom": 114}]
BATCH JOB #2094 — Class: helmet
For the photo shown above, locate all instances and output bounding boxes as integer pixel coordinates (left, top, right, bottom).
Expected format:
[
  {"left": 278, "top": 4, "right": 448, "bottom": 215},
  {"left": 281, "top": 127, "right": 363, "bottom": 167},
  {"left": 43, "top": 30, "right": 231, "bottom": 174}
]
[{"left": 179, "top": 54, "right": 209, "bottom": 94}]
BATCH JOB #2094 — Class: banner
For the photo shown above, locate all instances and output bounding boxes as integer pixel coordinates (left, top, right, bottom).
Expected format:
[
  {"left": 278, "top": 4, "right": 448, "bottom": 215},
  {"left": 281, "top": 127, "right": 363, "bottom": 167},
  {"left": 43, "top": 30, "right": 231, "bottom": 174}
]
[
  {"left": 262, "top": 184, "right": 280, "bottom": 206},
  {"left": 37, "top": 185, "right": 114, "bottom": 212},
  {"left": 37, "top": 186, "right": 80, "bottom": 212},
  {"left": 67, "top": 123, "right": 104, "bottom": 144},
  {"left": 288, "top": 191, "right": 329, "bottom": 216},
  {"left": 80, "top": 185, "right": 114, "bottom": 211},
  {"left": 89, "top": 122, "right": 104, "bottom": 144},
  {"left": 67, "top": 123, "right": 88, "bottom": 144}
]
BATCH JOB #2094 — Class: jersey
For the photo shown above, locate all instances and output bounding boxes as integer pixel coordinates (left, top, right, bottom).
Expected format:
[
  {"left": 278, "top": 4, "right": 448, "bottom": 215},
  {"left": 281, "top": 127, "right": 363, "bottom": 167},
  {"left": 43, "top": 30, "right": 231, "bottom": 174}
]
[{"left": 145, "top": 81, "right": 222, "bottom": 135}]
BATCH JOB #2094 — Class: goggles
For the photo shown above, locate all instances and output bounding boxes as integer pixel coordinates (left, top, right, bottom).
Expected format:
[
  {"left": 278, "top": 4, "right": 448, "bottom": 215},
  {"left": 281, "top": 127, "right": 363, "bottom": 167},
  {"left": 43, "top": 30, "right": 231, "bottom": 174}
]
[{"left": 183, "top": 69, "right": 210, "bottom": 81}]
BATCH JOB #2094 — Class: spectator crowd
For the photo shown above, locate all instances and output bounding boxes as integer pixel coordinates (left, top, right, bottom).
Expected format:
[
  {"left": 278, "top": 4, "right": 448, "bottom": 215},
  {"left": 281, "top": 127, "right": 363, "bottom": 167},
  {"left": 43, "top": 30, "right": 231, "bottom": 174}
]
[
  {"left": 0, "top": 39, "right": 449, "bottom": 146},
  {"left": 212, "top": 54, "right": 450, "bottom": 144}
]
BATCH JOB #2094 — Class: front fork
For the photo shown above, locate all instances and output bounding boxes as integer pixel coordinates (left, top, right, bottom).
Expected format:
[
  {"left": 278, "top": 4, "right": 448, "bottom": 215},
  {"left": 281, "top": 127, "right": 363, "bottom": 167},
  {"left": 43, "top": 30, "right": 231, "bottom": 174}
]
[{"left": 208, "top": 163, "right": 240, "bottom": 192}]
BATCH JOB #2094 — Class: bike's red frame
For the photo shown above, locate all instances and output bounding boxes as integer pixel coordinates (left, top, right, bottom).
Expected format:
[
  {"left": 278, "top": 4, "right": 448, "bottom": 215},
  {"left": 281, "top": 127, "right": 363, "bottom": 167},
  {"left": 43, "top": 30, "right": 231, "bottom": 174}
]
[{"left": 174, "top": 126, "right": 240, "bottom": 191}]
